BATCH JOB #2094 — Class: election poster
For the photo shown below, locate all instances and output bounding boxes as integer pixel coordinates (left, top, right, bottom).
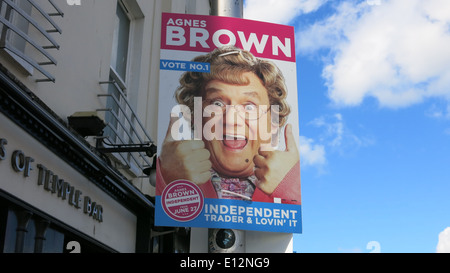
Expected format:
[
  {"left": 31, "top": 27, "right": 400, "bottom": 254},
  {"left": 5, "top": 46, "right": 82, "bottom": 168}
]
[{"left": 155, "top": 12, "right": 302, "bottom": 233}]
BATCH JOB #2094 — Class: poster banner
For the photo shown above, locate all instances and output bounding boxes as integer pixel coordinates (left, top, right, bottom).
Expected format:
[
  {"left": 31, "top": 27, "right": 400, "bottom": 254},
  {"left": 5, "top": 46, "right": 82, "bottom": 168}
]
[{"left": 155, "top": 13, "right": 302, "bottom": 233}]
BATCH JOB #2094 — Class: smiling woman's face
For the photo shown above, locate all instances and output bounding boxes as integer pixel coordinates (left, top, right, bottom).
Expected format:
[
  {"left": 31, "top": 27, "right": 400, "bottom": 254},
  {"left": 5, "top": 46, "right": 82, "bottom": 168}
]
[{"left": 202, "top": 72, "right": 272, "bottom": 178}]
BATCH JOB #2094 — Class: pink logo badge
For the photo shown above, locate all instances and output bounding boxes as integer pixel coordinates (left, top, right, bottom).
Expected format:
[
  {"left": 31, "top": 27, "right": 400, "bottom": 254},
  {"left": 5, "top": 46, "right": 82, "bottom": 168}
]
[{"left": 161, "top": 180, "right": 204, "bottom": 222}]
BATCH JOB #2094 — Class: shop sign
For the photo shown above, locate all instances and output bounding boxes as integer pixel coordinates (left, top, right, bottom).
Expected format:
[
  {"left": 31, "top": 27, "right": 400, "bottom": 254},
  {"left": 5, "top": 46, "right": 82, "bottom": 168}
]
[{"left": 0, "top": 138, "right": 103, "bottom": 222}]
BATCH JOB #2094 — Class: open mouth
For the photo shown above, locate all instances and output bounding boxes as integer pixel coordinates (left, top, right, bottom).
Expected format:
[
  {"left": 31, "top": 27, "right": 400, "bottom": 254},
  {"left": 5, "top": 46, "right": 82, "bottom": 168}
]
[{"left": 222, "top": 134, "right": 248, "bottom": 149}]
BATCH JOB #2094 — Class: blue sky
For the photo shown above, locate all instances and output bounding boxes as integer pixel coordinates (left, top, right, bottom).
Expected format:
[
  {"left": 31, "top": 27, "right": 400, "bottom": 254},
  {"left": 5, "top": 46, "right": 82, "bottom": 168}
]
[{"left": 244, "top": 0, "right": 450, "bottom": 253}]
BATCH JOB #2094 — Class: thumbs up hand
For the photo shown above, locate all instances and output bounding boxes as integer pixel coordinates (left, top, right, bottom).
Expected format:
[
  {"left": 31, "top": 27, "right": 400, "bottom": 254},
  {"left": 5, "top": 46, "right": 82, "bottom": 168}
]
[
  {"left": 253, "top": 124, "right": 300, "bottom": 195},
  {"left": 159, "top": 115, "right": 212, "bottom": 185}
]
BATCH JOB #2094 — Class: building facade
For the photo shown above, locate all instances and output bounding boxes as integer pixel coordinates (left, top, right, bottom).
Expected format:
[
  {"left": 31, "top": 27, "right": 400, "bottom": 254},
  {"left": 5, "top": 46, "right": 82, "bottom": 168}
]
[{"left": 0, "top": 0, "right": 210, "bottom": 253}]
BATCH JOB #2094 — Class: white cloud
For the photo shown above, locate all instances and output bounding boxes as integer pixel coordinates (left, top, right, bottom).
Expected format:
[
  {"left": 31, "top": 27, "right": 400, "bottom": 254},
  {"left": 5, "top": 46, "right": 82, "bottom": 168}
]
[
  {"left": 299, "top": 135, "right": 326, "bottom": 167},
  {"left": 436, "top": 227, "right": 450, "bottom": 253},
  {"left": 244, "top": 0, "right": 328, "bottom": 25},
  {"left": 426, "top": 103, "right": 450, "bottom": 120},
  {"left": 309, "top": 113, "right": 374, "bottom": 155},
  {"left": 297, "top": 0, "right": 450, "bottom": 108},
  {"left": 296, "top": 1, "right": 364, "bottom": 54},
  {"left": 337, "top": 247, "right": 363, "bottom": 253},
  {"left": 310, "top": 113, "right": 344, "bottom": 147},
  {"left": 298, "top": 112, "right": 375, "bottom": 170}
]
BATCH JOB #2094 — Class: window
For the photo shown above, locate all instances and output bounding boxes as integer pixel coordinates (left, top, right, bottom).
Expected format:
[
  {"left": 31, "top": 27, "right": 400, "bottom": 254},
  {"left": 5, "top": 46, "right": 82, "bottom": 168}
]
[
  {"left": 0, "top": 199, "right": 110, "bottom": 253},
  {"left": 0, "top": 0, "right": 62, "bottom": 82},
  {"left": 100, "top": 0, "right": 149, "bottom": 175},
  {"left": 111, "top": 1, "right": 130, "bottom": 82},
  {"left": 104, "top": 1, "right": 131, "bottom": 147},
  {"left": 2, "top": 209, "right": 65, "bottom": 253},
  {"left": 0, "top": 0, "right": 34, "bottom": 73}
]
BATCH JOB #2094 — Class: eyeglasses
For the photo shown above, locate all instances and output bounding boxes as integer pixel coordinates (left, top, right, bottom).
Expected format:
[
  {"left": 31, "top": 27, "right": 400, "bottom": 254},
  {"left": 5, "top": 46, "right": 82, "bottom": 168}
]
[{"left": 203, "top": 99, "right": 269, "bottom": 120}]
